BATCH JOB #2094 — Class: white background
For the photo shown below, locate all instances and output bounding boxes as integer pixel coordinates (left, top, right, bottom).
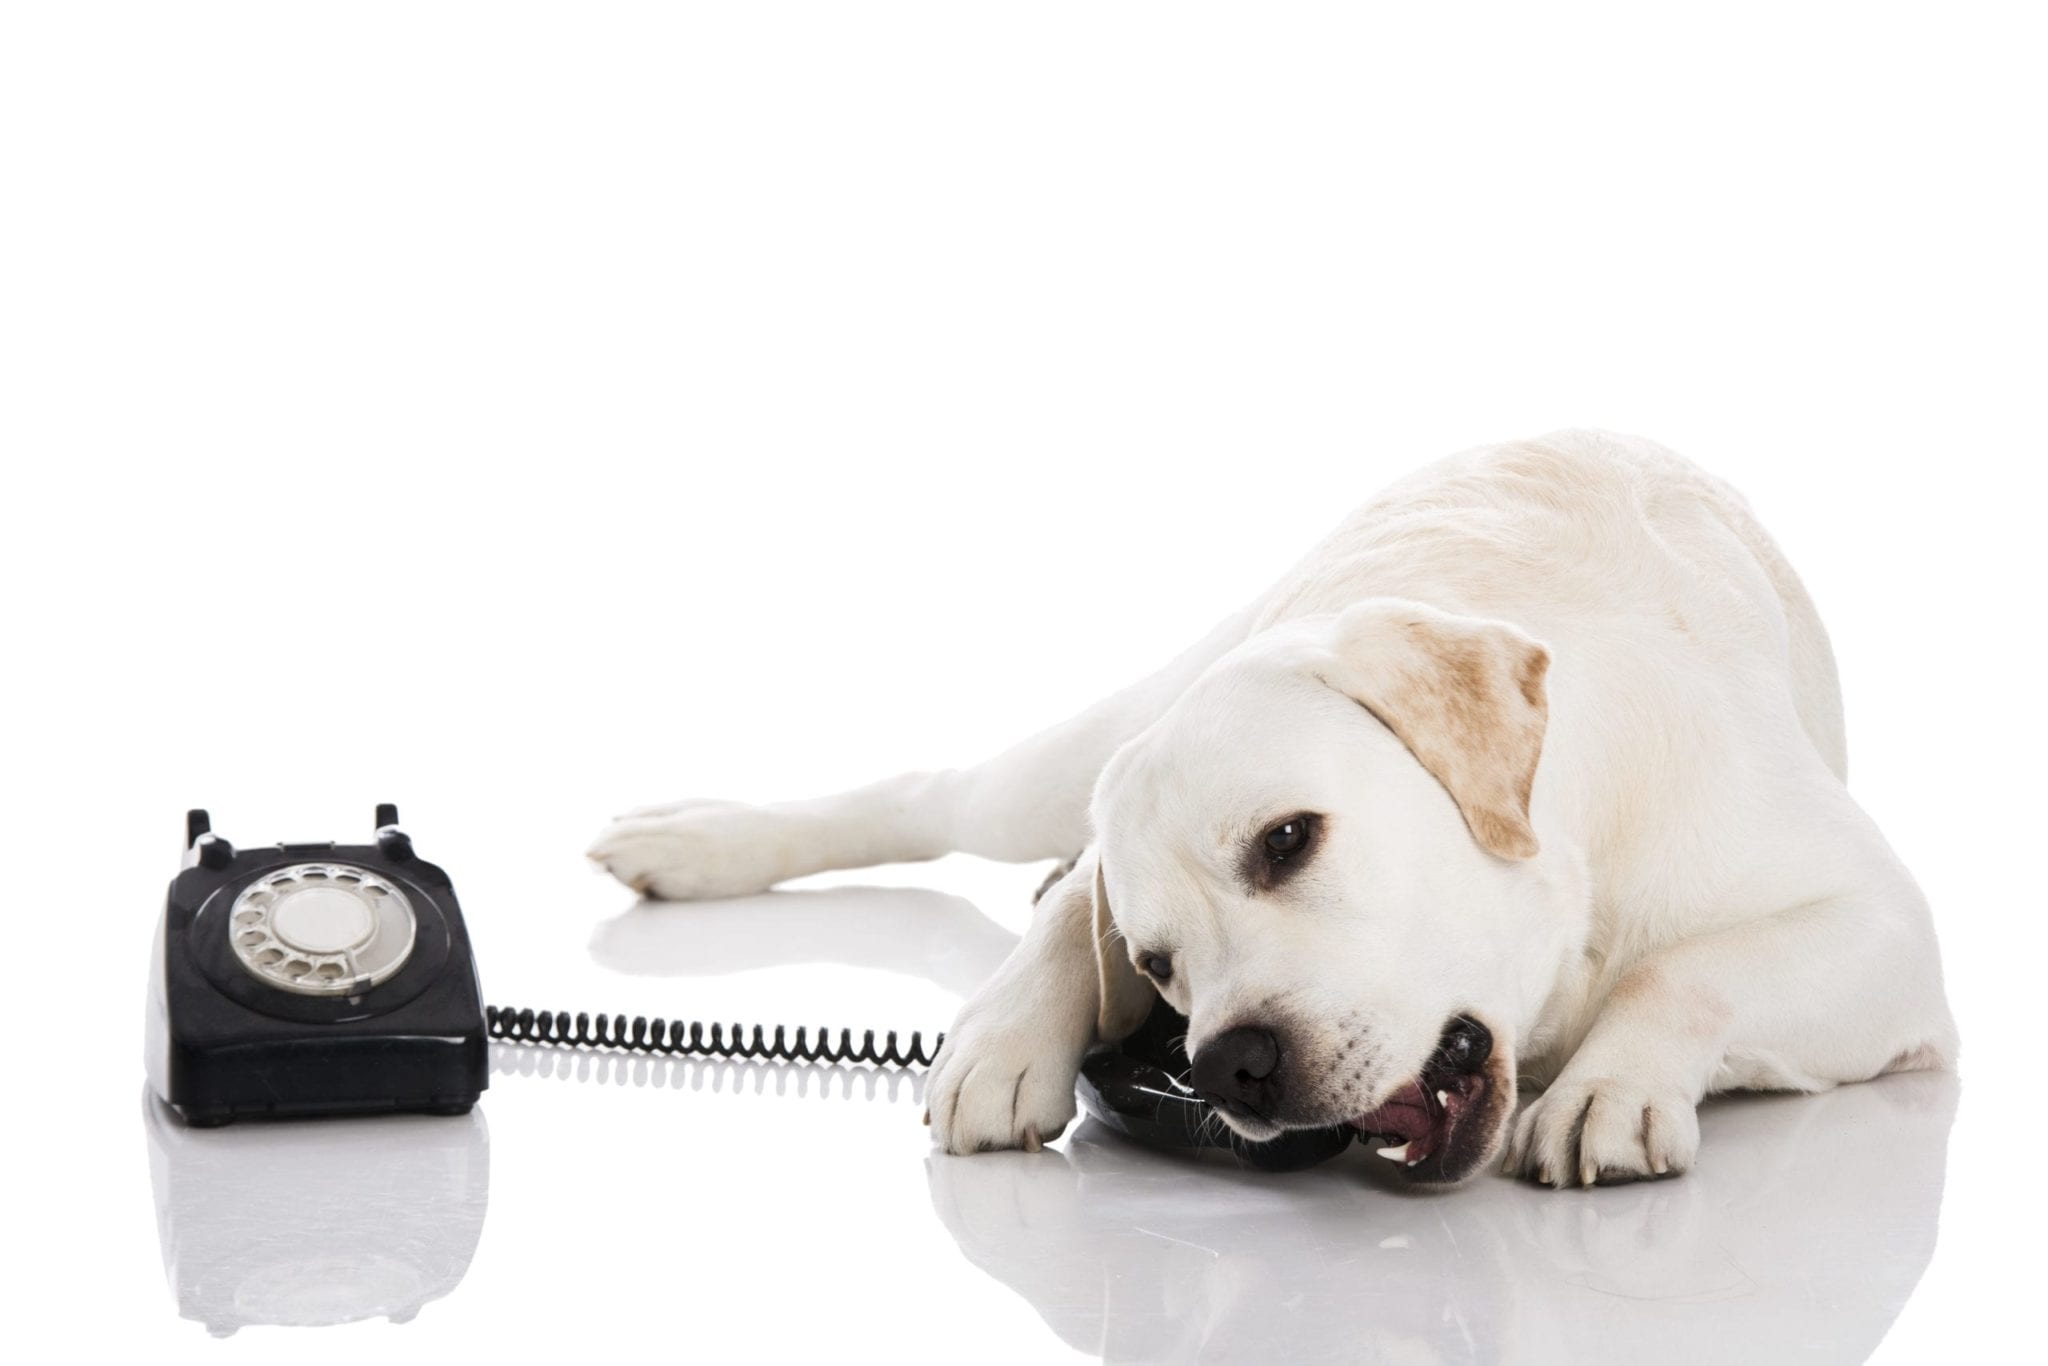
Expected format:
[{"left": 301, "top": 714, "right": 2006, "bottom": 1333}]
[{"left": 4, "top": 4, "right": 2044, "bottom": 1362}]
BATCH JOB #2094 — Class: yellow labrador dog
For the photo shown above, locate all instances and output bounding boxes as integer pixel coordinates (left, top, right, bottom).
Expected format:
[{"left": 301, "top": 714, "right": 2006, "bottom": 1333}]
[{"left": 590, "top": 430, "right": 1956, "bottom": 1187}]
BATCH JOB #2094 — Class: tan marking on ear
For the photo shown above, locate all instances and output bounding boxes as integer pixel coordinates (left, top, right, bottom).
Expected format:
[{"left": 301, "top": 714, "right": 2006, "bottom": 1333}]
[
  {"left": 1330, "top": 601, "right": 1552, "bottom": 861},
  {"left": 1469, "top": 809, "right": 1541, "bottom": 862},
  {"left": 1092, "top": 859, "right": 1156, "bottom": 1042},
  {"left": 1517, "top": 647, "right": 1550, "bottom": 709}
]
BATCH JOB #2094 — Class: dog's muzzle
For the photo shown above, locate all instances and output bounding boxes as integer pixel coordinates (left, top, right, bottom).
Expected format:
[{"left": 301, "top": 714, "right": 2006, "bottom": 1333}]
[{"left": 1349, "top": 1015, "right": 1508, "bottom": 1184}]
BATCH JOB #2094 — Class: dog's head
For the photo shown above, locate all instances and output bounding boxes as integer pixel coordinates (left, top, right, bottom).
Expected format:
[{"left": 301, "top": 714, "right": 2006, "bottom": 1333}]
[{"left": 1089, "top": 599, "right": 1574, "bottom": 1184}]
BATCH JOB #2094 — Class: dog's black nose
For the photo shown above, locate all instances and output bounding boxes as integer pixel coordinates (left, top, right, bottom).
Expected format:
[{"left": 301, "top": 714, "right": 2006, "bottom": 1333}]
[
  {"left": 1439, "top": 1016, "right": 1492, "bottom": 1072},
  {"left": 1192, "top": 1026, "right": 1282, "bottom": 1113}
]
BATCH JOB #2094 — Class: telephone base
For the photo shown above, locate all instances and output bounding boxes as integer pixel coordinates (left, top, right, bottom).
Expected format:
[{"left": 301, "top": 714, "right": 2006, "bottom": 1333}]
[{"left": 147, "top": 807, "right": 490, "bottom": 1127}]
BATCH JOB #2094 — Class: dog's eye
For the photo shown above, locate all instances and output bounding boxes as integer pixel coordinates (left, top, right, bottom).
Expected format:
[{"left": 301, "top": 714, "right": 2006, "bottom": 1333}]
[
  {"left": 1243, "top": 813, "right": 1322, "bottom": 890},
  {"left": 1139, "top": 953, "right": 1173, "bottom": 982},
  {"left": 1263, "top": 815, "right": 1314, "bottom": 861}
]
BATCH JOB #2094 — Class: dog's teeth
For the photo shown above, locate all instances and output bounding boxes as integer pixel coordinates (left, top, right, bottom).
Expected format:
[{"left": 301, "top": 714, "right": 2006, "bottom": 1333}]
[
  {"left": 1435, "top": 1090, "right": 1449, "bottom": 1105},
  {"left": 1376, "top": 1143, "right": 1410, "bottom": 1162}
]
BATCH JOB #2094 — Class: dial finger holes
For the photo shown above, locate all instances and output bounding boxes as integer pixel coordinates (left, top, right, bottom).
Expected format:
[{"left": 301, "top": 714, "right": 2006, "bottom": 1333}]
[{"left": 230, "top": 863, "right": 415, "bottom": 995}]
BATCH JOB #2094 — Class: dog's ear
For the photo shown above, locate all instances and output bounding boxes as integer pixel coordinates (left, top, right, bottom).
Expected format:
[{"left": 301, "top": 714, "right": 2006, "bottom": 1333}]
[
  {"left": 1322, "top": 599, "right": 1551, "bottom": 860},
  {"left": 1092, "top": 857, "right": 1156, "bottom": 1042}
]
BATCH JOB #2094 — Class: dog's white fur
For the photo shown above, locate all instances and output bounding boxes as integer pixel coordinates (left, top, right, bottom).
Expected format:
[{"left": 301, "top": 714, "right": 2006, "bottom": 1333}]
[{"left": 590, "top": 430, "right": 1956, "bottom": 1186}]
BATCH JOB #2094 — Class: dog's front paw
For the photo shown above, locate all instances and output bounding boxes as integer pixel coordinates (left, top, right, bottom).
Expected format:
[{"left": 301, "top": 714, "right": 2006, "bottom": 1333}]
[
  {"left": 1504, "top": 1075, "right": 1699, "bottom": 1187},
  {"left": 925, "top": 1008, "right": 1084, "bottom": 1157},
  {"left": 586, "top": 803, "right": 795, "bottom": 901}
]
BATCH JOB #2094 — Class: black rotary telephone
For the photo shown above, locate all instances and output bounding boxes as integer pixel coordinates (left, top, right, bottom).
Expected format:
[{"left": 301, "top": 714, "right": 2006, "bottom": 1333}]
[
  {"left": 147, "top": 805, "right": 489, "bottom": 1125},
  {"left": 146, "top": 805, "right": 1353, "bottom": 1167}
]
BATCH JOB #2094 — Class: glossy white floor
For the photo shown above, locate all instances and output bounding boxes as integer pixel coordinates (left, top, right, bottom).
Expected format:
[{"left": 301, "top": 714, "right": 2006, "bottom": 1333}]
[
  {"left": 104, "top": 847, "right": 1960, "bottom": 1363},
  {"left": 12, "top": 7, "right": 2044, "bottom": 1360}
]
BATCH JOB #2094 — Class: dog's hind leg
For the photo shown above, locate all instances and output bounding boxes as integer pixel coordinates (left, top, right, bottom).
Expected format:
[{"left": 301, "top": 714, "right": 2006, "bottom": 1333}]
[{"left": 588, "top": 606, "right": 1256, "bottom": 900}]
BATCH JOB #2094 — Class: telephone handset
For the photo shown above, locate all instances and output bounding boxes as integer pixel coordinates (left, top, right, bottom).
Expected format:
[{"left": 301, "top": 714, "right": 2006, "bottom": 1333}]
[{"left": 146, "top": 805, "right": 1352, "bottom": 1170}]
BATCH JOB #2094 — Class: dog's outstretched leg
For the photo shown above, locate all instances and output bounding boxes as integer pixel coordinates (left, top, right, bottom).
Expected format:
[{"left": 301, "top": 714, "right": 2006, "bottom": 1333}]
[{"left": 588, "top": 606, "right": 1255, "bottom": 900}]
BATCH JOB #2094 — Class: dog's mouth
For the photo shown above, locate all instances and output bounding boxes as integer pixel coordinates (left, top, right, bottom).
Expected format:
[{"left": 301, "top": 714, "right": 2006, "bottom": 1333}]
[{"left": 1348, "top": 1015, "right": 1507, "bottom": 1184}]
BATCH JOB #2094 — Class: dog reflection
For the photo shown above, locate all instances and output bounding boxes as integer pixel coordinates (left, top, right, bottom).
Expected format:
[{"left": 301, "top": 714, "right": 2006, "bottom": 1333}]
[{"left": 927, "top": 1072, "right": 1954, "bottom": 1364}]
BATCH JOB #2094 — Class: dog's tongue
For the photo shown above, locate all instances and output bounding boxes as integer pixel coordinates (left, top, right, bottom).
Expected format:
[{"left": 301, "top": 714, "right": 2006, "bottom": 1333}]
[{"left": 1351, "top": 1079, "right": 1435, "bottom": 1143}]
